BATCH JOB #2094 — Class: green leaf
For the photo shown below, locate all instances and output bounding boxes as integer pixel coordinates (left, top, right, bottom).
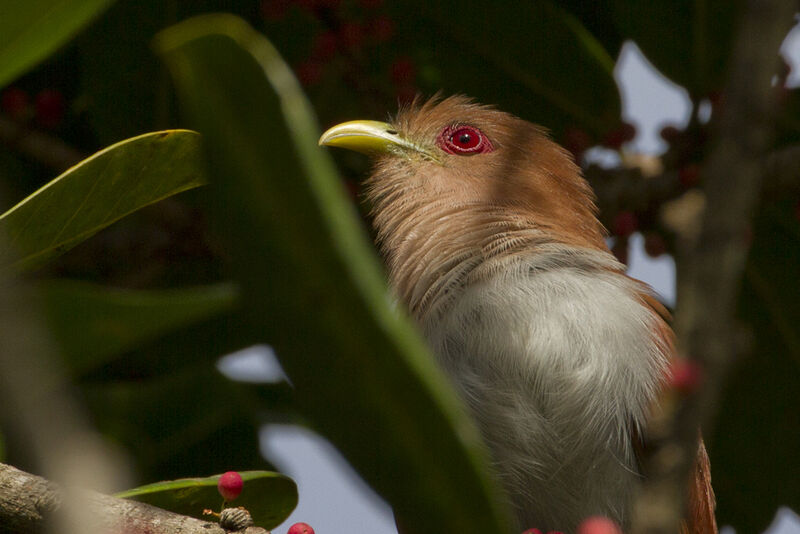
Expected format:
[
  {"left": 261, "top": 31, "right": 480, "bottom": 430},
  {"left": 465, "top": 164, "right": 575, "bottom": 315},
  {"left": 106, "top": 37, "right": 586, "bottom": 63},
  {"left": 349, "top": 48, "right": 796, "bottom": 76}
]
[
  {"left": 710, "top": 199, "right": 800, "bottom": 532},
  {"left": 610, "top": 0, "right": 745, "bottom": 96},
  {"left": 0, "top": 130, "right": 206, "bottom": 271},
  {"left": 155, "top": 14, "right": 511, "bottom": 534},
  {"left": 117, "top": 470, "right": 297, "bottom": 529},
  {"left": 388, "top": 0, "right": 621, "bottom": 137},
  {"left": 40, "top": 280, "right": 237, "bottom": 374},
  {"left": 0, "top": 0, "right": 116, "bottom": 88}
]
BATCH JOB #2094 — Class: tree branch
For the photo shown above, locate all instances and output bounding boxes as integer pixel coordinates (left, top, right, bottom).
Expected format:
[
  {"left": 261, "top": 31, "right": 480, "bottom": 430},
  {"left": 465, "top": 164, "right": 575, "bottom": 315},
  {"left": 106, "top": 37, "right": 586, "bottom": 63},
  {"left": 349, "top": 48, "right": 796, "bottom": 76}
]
[
  {"left": 0, "top": 463, "right": 267, "bottom": 534},
  {"left": 630, "top": 2, "right": 799, "bottom": 533}
]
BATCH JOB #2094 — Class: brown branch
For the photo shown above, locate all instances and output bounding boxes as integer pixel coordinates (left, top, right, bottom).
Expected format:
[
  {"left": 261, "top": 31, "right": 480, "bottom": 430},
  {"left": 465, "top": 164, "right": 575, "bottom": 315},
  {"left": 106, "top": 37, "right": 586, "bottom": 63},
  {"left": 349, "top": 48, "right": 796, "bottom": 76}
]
[
  {"left": 630, "top": 2, "right": 799, "bottom": 533},
  {"left": 0, "top": 463, "right": 267, "bottom": 534}
]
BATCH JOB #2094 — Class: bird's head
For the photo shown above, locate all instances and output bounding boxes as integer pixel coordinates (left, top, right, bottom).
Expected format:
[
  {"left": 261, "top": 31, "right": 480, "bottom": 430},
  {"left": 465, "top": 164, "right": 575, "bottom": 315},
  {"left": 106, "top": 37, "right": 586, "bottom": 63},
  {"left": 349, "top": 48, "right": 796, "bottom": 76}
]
[{"left": 320, "top": 95, "right": 609, "bottom": 315}]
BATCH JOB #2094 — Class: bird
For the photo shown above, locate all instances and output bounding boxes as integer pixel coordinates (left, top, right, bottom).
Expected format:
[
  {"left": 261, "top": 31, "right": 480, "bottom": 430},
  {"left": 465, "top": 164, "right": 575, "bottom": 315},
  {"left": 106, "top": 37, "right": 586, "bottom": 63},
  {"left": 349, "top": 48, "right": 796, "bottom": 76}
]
[{"left": 319, "top": 95, "right": 716, "bottom": 534}]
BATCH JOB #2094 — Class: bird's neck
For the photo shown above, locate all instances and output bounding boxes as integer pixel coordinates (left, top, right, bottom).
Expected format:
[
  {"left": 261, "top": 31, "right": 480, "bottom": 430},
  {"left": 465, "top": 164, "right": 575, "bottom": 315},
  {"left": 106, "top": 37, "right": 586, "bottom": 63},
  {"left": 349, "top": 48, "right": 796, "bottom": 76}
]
[{"left": 372, "top": 197, "right": 608, "bottom": 318}]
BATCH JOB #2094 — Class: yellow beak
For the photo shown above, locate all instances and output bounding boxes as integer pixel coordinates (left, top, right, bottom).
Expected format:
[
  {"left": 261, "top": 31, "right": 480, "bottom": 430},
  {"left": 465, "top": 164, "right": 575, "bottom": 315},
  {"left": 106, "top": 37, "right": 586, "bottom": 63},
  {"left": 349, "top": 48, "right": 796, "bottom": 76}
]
[{"left": 318, "top": 120, "right": 433, "bottom": 159}]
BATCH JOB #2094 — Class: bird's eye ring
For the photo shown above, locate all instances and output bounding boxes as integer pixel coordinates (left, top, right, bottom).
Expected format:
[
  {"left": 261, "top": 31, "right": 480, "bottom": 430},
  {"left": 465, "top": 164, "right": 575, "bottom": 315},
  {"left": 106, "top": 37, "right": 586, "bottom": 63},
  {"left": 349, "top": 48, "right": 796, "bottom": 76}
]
[{"left": 437, "top": 125, "right": 494, "bottom": 155}]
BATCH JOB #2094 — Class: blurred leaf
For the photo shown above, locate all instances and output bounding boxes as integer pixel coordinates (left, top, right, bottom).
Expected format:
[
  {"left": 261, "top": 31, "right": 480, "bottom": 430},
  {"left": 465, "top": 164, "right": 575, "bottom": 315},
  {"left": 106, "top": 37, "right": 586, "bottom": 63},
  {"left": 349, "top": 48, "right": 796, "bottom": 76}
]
[
  {"left": 117, "top": 470, "right": 297, "bottom": 529},
  {"left": 558, "top": 0, "right": 626, "bottom": 59},
  {"left": 85, "top": 308, "right": 261, "bottom": 380},
  {"left": 155, "top": 14, "right": 512, "bottom": 534},
  {"left": 83, "top": 365, "right": 267, "bottom": 482},
  {"left": 77, "top": 0, "right": 174, "bottom": 145},
  {"left": 711, "top": 199, "right": 800, "bottom": 532},
  {"left": 0, "top": 0, "right": 115, "bottom": 87},
  {"left": 389, "top": 0, "right": 621, "bottom": 137},
  {"left": 40, "top": 280, "right": 237, "bottom": 374},
  {"left": 0, "top": 130, "right": 205, "bottom": 271},
  {"left": 610, "top": 0, "right": 746, "bottom": 96}
]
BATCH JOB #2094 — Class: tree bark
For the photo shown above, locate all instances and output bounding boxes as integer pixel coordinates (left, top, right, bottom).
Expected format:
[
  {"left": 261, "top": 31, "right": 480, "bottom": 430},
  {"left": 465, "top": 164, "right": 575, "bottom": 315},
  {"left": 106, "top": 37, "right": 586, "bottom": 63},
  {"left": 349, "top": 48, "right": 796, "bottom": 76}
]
[{"left": 0, "top": 463, "right": 267, "bottom": 534}]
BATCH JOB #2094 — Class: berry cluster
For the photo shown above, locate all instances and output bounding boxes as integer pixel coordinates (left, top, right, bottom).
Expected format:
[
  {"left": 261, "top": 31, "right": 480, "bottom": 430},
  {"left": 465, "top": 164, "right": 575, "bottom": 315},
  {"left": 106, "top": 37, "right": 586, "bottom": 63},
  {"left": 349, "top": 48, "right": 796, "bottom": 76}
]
[
  {"left": 1, "top": 86, "right": 66, "bottom": 129},
  {"left": 559, "top": 88, "right": 758, "bottom": 268},
  {"left": 561, "top": 121, "right": 636, "bottom": 161},
  {"left": 260, "top": 0, "right": 418, "bottom": 103}
]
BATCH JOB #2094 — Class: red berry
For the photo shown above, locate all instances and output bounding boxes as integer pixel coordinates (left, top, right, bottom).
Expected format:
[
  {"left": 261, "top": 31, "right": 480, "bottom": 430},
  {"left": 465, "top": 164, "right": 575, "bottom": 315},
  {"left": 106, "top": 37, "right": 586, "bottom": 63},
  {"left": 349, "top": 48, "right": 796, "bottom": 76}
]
[
  {"left": 708, "top": 90, "right": 724, "bottom": 108},
  {"left": 390, "top": 57, "right": 416, "bottom": 85},
  {"left": 295, "top": 60, "right": 323, "bottom": 86},
  {"left": 35, "top": 89, "right": 65, "bottom": 129},
  {"left": 678, "top": 163, "right": 701, "bottom": 188},
  {"left": 643, "top": 232, "right": 668, "bottom": 257},
  {"left": 611, "top": 237, "right": 629, "bottom": 265},
  {"left": 339, "top": 22, "right": 364, "bottom": 50},
  {"left": 612, "top": 211, "right": 638, "bottom": 237},
  {"left": 562, "top": 127, "right": 592, "bottom": 159},
  {"left": 547, "top": 531, "right": 565, "bottom": 534},
  {"left": 619, "top": 122, "right": 636, "bottom": 141},
  {"left": 659, "top": 124, "right": 681, "bottom": 143},
  {"left": 521, "top": 530, "right": 543, "bottom": 534},
  {"left": 367, "top": 15, "right": 394, "bottom": 42},
  {"left": 287, "top": 522, "right": 315, "bottom": 534},
  {"left": 602, "top": 122, "right": 636, "bottom": 149},
  {"left": 577, "top": 516, "right": 622, "bottom": 534},
  {"left": 311, "top": 30, "right": 338, "bottom": 61},
  {"left": 666, "top": 358, "right": 703, "bottom": 394},
  {"left": 217, "top": 471, "right": 243, "bottom": 501},
  {"left": 1, "top": 87, "right": 30, "bottom": 120}
]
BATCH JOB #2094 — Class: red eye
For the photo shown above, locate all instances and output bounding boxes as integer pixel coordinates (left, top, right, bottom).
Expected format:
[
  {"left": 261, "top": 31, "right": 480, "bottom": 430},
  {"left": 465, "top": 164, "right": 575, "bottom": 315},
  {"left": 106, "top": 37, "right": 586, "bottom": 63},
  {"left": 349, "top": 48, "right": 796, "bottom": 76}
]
[{"left": 437, "top": 125, "right": 494, "bottom": 155}]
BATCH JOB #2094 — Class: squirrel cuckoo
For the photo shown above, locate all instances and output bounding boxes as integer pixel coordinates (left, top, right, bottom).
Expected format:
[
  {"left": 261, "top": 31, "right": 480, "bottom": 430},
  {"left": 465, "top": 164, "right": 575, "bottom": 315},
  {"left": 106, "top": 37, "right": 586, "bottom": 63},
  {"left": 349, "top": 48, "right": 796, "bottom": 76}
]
[{"left": 319, "top": 95, "right": 716, "bottom": 533}]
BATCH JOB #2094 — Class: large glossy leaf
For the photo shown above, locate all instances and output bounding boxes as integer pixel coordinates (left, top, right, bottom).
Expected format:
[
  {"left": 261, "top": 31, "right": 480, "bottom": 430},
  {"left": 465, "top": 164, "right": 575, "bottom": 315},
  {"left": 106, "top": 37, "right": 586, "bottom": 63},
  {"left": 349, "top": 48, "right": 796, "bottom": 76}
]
[
  {"left": 117, "top": 471, "right": 297, "bottom": 529},
  {"left": 387, "top": 0, "right": 621, "bottom": 137},
  {"left": 0, "top": 130, "right": 205, "bottom": 271},
  {"left": 0, "top": 0, "right": 115, "bottom": 87},
  {"left": 155, "top": 14, "right": 512, "bottom": 534},
  {"left": 710, "top": 199, "right": 800, "bottom": 532},
  {"left": 39, "top": 280, "right": 237, "bottom": 375},
  {"left": 610, "top": 0, "right": 746, "bottom": 97}
]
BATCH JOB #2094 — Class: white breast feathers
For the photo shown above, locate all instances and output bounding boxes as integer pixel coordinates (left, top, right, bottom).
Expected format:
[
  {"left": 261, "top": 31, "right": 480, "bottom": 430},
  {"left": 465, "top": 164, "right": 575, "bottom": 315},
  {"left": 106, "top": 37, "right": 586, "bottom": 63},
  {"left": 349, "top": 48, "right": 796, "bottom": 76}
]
[{"left": 419, "top": 245, "right": 670, "bottom": 532}]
